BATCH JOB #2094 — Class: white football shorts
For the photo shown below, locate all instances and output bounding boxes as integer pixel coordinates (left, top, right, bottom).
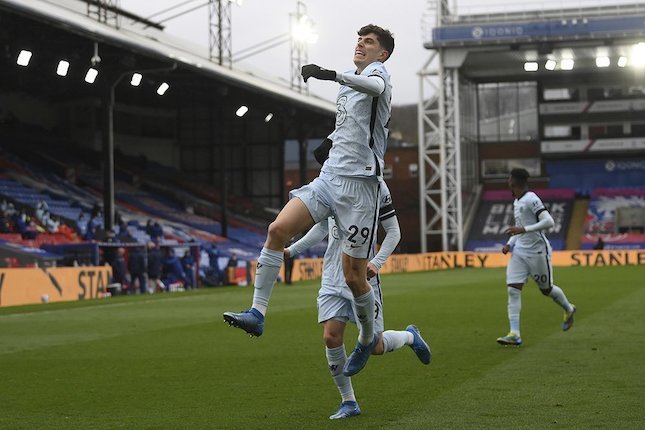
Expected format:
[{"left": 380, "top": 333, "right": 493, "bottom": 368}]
[
  {"left": 506, "top": 251, "right": 554, "bottom": 291},
  {"left": 317, "top": 283, "right": 384, "bottom": 333},
  {"left": 290, "top": 171, "right": 380, "bottom": 259}
]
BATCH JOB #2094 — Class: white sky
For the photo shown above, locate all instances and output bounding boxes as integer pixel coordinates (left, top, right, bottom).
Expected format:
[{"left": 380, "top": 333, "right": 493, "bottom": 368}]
[{"left": 119, "top": 0, "right": 630, "bottom": 106}]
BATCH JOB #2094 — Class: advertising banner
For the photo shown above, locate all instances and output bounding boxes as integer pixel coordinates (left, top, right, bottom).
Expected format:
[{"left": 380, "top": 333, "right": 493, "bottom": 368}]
[
  {"left": 547, "top": 158, "right": 645, "bottom": 194},
  {"left": 277, "top": 250, "right": 644, "bottom": 283},
  {"left": 0, "top": 266, "right": 112, "bottom": 307},
  {"left": 431, "top": 17, "right": 645, "bottom": 45}
]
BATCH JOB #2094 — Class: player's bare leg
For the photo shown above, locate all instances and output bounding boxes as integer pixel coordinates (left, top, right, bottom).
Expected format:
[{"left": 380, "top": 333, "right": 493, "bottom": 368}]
[{"left": 223, "top": 198, "right": 314, "bottom": 336}]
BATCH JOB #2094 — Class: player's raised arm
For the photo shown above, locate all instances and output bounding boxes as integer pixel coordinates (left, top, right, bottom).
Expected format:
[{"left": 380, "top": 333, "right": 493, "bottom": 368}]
[
  {"left": 286, "top": 219, "right": 329, "bottom": 257},
  {"left": 301, "top": 64, "right": 385, "bottom": 97},
  {"left": 335, "top": 72, "right": 385, "bottom": 97}
]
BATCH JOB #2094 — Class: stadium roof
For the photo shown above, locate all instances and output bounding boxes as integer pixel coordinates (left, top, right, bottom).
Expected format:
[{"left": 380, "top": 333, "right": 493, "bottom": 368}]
[
  {"left": 0, "top": 0, "right": 335, "bottom": 115},
  {"left": 423, "top": 2, "right": 645, "bottom": 82},
  {"left": 427, "top": 2, "right": 645, "bottom": 48}
]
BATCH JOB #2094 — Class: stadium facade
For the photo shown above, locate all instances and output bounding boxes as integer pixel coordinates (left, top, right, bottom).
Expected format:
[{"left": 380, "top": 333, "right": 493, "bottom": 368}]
[{"left": 419, "top": 1, "right": 645, "bottom": 252}]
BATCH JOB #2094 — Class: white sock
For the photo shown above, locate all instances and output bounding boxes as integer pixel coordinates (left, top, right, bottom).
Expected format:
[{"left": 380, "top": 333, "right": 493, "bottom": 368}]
[
  {"left": 382, "top": 330, "right": 413, "bottom": 353},
  {"left": 353, "top": 290, "right": 375, "bottom": 346},
  {"left": 326, "top": 346, "right": 355, "bottom": 402},
  {"left": 251, "top": 248, "right": 283, "bottom": 316},
  {"left": 548, "top": 285, "right": 573, "bottom": 313},
  {"left": 508, "top": 287, "right": 521, "bottom": 336}
]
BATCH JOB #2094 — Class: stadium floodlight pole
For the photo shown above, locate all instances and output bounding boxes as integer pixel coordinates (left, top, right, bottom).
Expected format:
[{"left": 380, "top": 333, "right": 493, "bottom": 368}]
[
  {"left": 209, "top": 0, "right": 234, "bottom": 67},
  {"left": 229, "top": 2, "right": 316, "bottom": 87},
  {"left": 102, "top": 62, "right": 178, "bottom": 232},
  {"left": 86, "top": 0, "right": 121, "bottom": 28},
  {"left": 290, "top": 1, "right": 318, "bottom": 94}
]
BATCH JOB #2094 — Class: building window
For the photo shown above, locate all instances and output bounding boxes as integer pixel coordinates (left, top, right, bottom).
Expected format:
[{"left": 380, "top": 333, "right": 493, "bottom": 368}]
[
  {"left": 544, "top": 125, "right": 572, "bottom": 138},
  {"left": 478, "top": 82, "right": 537, "bottom": 143},
  {"left": 543, "top": 88, "right": 575, "bottom": 101},
  {"left": 481, "top": 158, "right": 541, "bottom": 178}
]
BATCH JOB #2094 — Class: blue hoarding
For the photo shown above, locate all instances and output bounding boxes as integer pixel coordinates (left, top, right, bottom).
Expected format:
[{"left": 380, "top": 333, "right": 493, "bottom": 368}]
[{"left": 431, "top": 16, "right": 645, "bottom": 46}]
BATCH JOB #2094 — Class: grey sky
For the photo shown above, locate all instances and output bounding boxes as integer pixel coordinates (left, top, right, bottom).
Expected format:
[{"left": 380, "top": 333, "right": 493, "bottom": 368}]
[{"left": 119, "top": 0, "right": 626, "bottom": 106}]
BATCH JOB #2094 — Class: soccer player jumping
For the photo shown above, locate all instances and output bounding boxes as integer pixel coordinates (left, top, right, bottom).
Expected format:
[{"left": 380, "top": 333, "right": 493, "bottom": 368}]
[
  {"left": 224, "top": 25, "right": 395, "bottom": 376},
  {"left": 497, "top": 168, "right": 577, "bottom": 346}
]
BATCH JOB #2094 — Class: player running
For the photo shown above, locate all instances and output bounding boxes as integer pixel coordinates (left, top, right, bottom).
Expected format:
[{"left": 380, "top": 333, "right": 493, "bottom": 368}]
[
  {"left": 224, "top": 25, "right": 395, "bottom": 376},
  {"left": 497, "top": 168, "right": 577, "bottom": 346},
  {"left": 286, "top": 180, "right": 431, "bottom": 419}
]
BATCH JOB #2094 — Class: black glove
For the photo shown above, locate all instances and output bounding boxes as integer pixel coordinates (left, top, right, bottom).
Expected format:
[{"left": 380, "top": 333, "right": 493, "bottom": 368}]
[
  {"left": 313, "top": 138, "right": 332, "bottom": 166},
  {"left": 301, "top": 64, "right": 336, "bottom": 83}
]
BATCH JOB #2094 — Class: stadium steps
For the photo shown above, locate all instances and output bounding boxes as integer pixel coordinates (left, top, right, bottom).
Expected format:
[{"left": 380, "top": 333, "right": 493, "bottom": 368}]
[{"left": 566, "top": 198, "right": 589, "bottom": 250}]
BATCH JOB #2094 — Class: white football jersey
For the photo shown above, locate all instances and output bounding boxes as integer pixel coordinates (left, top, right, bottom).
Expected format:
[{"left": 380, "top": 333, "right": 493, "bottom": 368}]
[
  {"left": 322, "top": 61, "right": 392, "bottom": 178},
  {"left": 320, "top": 181, "right": 395, "bottom": 296},
  {"left": 512, "top": 191, "right": 552, "bottom": 254}
]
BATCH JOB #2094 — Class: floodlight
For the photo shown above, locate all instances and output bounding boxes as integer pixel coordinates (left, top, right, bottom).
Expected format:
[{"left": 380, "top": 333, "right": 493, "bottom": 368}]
[
  {"left": 157, "top": 82, "right": 170, "bottom": 95},
  {"left": 85, "top": 68, "right": 98, "bottom": 83},
  {"left": 545, "top": 59, "right": 556, "bottom": 70},
  {"left": 130, "top": 73, "right": 142, "bottom": 86},
  {"left": 236, "top": 106, "right": 248, "bottom": 117},
  {"left": 561, "top": 59, "right": 574, "bottom": 70},
  {"left": 17, "top": 50, "right": 32, "bottom": 66},
  {"left": 523, "top": 62, "right": 538, "bottom": 72},
  {"left": 595, "top": 57, "right": 610, "bottom": 68},
  {"left": 617, "top": 56, "right": 628, "bottom": 67},
  {"left": 56, "top": 60, "right": 69, "bottom": 76},
  {"left": 631, "top": 42, "right": 645, "bottom": 68},
  {"left": 264, "top": 113, "right": 273, "bottom": 123},
  {"left": 292, "top": 15, "right": 318, "bottom": 45}
]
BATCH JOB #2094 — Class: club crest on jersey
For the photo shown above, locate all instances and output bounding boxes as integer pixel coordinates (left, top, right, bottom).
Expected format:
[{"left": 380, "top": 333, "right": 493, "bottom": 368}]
[
  {"left": 331, "top": 224, "right": 340, "bottom": 240},
  {"left": 336, "top": 96, "right": 347, "bottom": 126}
]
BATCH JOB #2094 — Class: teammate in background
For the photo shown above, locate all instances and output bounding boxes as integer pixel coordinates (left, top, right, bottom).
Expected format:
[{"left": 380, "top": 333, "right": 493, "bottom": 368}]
[
  {"left": 498, "top": 168, "right": 577, "bottom": 346},
  {"left": 286, "top": 180, "right": 431, "bottom": 419},
  {"left": 224, "top": 24, "right": 395, "bottom": 376}
]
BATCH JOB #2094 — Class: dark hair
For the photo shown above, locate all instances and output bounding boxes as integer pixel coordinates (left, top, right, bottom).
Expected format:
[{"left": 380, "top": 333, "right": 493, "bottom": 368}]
[
  {"left": 510, "top": 168, "right": 529, "bottom": 186},
  {"left": 358, "top": 24, "right": 395, "bottom": 61}
]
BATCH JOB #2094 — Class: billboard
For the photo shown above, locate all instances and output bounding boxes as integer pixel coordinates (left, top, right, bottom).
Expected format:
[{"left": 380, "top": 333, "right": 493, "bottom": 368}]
[
  {"left": 431, "top": 17, "right": 645, "bottom": 46},
  {"left": 0, "top": 266, "right": 112, "bottom": 307},
  {"left": 466, "top": 189, "right": 574, "bottom": 251},
  {"left": 279, "top": 250, "right": 645, "bottom": 283}
]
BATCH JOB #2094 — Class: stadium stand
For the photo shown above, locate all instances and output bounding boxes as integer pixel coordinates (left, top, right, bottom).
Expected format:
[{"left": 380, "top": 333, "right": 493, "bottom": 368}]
[
  {"left": 466, "top": 189, "right": 575, "bottom": 252},
  {"left": 0, "top": 0, "right": 335, "bottom": 274},
  {"left": 581, "top": 188, "right": 645, "bottom": 250},
  {"left": 546, "top": 158, "right": 645, "bottom": 197}
]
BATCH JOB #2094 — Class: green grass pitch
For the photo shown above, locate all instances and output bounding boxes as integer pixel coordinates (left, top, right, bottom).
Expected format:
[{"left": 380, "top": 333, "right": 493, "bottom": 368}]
[{"left": 1, "top": 265, "right": 644, "bottom": 429}]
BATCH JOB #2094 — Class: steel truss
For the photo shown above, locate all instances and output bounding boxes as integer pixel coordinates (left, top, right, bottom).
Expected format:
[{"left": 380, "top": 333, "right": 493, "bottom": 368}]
[{"left": 209, "top": 0, "right": 232, "bottom": 67}]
